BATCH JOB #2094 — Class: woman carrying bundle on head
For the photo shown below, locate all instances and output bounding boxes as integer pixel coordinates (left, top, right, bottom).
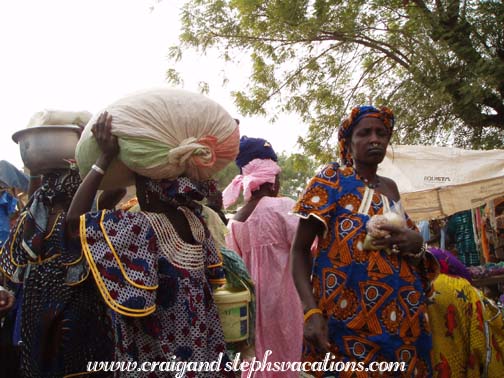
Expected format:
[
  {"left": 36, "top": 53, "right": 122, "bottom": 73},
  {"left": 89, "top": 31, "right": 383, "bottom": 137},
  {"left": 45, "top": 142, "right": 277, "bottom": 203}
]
[{"left": 66, "top": 89, "right": 240, "bottom": 377}]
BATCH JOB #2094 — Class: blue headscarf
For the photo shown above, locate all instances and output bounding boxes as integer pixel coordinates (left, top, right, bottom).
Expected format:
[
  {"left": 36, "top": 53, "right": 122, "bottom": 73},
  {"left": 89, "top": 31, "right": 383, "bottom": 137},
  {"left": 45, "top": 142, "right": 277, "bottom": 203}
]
[{"left": 235, "top": 136, "right": 278, "bottom": 172}]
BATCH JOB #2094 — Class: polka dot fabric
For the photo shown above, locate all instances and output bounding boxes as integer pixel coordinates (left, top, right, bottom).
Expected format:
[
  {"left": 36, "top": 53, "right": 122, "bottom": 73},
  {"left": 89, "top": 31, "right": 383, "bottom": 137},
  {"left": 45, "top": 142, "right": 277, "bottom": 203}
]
[{"left": 81, "top": 209, "right": 232, "bottom": 377}]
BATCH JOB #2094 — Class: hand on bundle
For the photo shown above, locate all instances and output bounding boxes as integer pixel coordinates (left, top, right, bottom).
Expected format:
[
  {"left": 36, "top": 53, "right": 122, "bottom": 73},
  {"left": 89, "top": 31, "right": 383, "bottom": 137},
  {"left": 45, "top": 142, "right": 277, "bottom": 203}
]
[
  {"left": 363, "top": 212, "right": 422, "bottom": 255},
  {"left": 370, "top": 223, "right": 424, "bottom": 256},
  {"left": 92, "top": 111, "right": 119, "bottom": 159},
  {"left": 363, "top": 212, "right": 405, "bottom": 253}
]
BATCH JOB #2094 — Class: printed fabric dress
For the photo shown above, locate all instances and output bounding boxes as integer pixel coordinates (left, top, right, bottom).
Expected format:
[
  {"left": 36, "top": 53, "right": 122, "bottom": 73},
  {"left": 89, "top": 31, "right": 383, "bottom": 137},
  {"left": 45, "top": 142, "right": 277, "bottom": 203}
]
[
  {"left": 0, "top": 211, "right": 113, "bottom": 378},
  {"left": 226, "top": 196, "right": 304, "bottom": 378},
  {"left": 428, "top": 273, "right": 504, "bottom": 377},
  {"left": 80, "top": 207, "right": 234, "bottom": 378},
  {"left": 293, "top": 163, "right": 439, "bottom": 378}
]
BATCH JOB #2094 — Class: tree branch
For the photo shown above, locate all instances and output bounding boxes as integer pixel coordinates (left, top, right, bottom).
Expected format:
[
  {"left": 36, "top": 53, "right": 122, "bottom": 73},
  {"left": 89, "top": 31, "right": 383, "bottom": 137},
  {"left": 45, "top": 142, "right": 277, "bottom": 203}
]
[
  {"left": 257, "top": 43, "right": 345, "bottom": 107},
  {"left": 318, "top": 30, "right": 411, "bottom": 68},
  {"left": 344, "top": 56, "right": 386, "bottom": 110}
]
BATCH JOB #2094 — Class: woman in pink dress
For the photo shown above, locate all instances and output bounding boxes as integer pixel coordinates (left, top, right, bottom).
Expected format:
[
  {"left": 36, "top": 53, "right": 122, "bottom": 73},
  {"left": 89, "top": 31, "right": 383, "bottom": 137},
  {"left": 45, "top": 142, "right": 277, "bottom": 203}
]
[{"left": 223, "top": 136, "right": 303, "bottom": 378}]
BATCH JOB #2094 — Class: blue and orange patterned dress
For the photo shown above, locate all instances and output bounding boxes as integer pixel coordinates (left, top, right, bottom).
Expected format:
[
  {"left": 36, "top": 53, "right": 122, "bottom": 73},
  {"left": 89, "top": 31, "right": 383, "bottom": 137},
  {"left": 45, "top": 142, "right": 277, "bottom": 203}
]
[{"left": 293, "top": 163, "right": 439, "bottom": 377}]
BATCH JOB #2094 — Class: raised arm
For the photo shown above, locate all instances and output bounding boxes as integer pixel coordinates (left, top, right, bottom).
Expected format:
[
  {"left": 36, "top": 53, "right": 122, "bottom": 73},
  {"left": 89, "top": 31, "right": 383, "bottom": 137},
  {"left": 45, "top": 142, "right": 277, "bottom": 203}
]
[{"left": 66, "top": 112, "right": 119, "bottom": 235}]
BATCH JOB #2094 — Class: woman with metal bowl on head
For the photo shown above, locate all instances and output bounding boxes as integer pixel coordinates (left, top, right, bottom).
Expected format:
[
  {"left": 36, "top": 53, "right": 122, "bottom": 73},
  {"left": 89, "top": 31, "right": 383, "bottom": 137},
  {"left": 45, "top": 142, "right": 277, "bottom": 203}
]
[
  {"left": 0, "top": 165, "right": 113, "bottom": 378},
  {"left": 291, "top": 106, "right": 439, "bottom": 377}
]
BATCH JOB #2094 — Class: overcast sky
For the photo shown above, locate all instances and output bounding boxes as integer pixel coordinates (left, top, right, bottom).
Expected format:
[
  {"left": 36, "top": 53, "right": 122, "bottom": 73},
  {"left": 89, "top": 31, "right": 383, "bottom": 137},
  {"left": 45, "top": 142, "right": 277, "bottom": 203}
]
[{"left": 0, "top": 0, "right": 306, "bottom": 169}]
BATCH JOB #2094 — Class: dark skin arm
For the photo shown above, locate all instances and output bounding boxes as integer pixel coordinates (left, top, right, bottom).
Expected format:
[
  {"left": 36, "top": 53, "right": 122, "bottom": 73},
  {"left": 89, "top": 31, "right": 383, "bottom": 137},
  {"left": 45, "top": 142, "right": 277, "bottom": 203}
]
[
  {"left": 290, "top": 216, "right": 330, "bottom": 353},
  {"left": 66, "top": 112, "right": 119, "bottom": 236}
]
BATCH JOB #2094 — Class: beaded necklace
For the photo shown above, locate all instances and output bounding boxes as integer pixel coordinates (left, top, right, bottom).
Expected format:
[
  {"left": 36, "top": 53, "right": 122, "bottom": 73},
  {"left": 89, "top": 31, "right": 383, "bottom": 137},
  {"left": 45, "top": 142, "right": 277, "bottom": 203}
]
[
  {"left": 144, "top": 208, "right": 205, "bottom": 270},
  {"left": 361, "top": 176, "right": 381, "bottom": 189},
  {"left": 354, "top": 168, "right": 381, "bottom": 189}
]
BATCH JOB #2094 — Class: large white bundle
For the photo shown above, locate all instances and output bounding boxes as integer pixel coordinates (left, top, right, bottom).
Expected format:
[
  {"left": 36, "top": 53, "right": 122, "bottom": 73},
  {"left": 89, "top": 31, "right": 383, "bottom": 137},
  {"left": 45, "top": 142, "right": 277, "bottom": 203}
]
[
  {"left": 76, "top": 88, "right": 240, "bottom": 189},
  {"left": 27, "top": 109, "right": 92, "bottom": 128}
]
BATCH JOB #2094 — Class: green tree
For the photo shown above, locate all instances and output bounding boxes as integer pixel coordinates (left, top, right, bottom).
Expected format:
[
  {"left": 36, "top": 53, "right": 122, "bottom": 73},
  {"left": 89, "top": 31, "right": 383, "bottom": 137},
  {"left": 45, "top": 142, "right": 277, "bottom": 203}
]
[
  {"left": 213, "top": 162, "right": 240, "bottom": 191},
  {"left": 170, "top": 0, "right": 504, "bottom": 158},
  {"left": 277, "top": 152, "right": 319, "bottom": 199}
]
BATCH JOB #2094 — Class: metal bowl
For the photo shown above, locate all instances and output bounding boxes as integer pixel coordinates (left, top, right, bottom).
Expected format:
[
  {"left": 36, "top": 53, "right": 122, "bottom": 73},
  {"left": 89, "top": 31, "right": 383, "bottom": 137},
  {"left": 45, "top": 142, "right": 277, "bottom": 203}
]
[{"left": 12, "top": 125, "right": 81, "bottom": 173}]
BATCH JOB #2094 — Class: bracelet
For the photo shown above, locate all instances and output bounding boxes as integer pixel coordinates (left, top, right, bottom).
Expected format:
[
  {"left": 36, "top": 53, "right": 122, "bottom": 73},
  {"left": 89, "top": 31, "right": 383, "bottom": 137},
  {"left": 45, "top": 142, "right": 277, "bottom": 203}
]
[
  {"left": 91, "top": 164, "right": 105, "bottom": 175},
  {"left": 304, "top": 308, "right": 323, "bottom": 323}
]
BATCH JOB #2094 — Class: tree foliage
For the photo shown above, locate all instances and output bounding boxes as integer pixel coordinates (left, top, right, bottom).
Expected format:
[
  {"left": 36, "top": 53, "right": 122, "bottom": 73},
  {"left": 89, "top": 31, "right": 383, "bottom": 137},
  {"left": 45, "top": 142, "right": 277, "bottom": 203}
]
[
  {"left": 276, "top": 152, "right": 319, "bottom": 199},
  {"left": 213, "top": 162, "right": 240, "bottom": 192},
  {"left": 171, "top": 0, "right": 504, "bottom": 159}
]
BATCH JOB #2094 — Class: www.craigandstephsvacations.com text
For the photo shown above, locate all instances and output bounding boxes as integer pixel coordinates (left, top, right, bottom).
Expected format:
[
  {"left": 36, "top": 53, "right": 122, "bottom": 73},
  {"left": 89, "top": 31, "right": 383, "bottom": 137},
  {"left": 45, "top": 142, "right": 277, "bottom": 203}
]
[{"left": 87, "top": 350, "right": 407, "bottom": 377}]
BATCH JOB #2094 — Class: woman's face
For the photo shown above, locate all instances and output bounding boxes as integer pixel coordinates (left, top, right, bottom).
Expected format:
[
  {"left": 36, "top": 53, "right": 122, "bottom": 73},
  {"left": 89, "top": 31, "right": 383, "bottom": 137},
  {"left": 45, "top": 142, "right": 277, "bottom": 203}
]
[{"left": 349, "top": 117, "right": 390, "bottom": 166}]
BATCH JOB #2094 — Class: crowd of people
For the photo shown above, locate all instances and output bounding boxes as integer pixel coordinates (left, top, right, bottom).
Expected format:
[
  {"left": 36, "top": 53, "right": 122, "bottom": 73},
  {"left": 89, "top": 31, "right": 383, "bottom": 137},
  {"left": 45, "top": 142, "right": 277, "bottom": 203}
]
[{"left": 0, "top": 103, "right": 503, "bottom": 378}]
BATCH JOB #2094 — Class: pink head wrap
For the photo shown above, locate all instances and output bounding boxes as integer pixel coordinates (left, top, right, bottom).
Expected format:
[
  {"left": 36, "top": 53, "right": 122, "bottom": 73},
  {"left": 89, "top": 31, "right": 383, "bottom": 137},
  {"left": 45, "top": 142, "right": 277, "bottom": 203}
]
[{"left": 222, "top": 158, "right": 281, "bottom": 209}]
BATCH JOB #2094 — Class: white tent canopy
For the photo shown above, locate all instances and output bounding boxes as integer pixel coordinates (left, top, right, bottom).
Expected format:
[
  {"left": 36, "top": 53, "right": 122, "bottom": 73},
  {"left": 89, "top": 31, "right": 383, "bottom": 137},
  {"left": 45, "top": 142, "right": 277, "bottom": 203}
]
[{"left": 377, "top": 145, "right": 504, "bottom": 221}]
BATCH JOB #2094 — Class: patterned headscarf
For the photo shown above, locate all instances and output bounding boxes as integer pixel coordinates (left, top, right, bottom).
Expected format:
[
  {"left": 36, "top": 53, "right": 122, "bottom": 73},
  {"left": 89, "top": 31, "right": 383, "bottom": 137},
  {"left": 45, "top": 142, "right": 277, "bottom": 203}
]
[
  {"left": 142, "top": 176, "right": 216, "bottom": 216},
  {"left": 235, "top": 136, "right": 278, "bottom": 172},
  {"left": 22, "top": 169, "right": 82, "bottom": 259},
  {"left": 338, "top": 105, "right": 395, "bottom": 167}
]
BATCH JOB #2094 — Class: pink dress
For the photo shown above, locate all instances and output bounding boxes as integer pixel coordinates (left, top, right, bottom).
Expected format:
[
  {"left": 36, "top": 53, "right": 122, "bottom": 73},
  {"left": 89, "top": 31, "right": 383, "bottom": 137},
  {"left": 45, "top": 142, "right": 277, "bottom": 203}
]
[{"left": 226, "top": 196, "right": 303, "bottom": 378}]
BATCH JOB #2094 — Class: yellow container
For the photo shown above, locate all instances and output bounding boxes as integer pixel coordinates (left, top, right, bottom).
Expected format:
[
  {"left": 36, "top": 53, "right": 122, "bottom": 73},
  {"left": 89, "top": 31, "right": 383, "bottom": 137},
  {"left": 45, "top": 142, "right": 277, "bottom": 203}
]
[{"left": 213, "top": 286, "right": 251, "bottom": 342}]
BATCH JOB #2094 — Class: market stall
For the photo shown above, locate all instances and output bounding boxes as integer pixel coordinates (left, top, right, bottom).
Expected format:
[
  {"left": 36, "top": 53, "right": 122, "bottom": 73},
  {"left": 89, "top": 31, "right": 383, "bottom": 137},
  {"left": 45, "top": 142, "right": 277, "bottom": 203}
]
[
  {"left": 378, "top": 144, "right": 504, "bottom": 221},
  {"left": 378, "top": 145, "right": 504, "bottom": 296}
]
